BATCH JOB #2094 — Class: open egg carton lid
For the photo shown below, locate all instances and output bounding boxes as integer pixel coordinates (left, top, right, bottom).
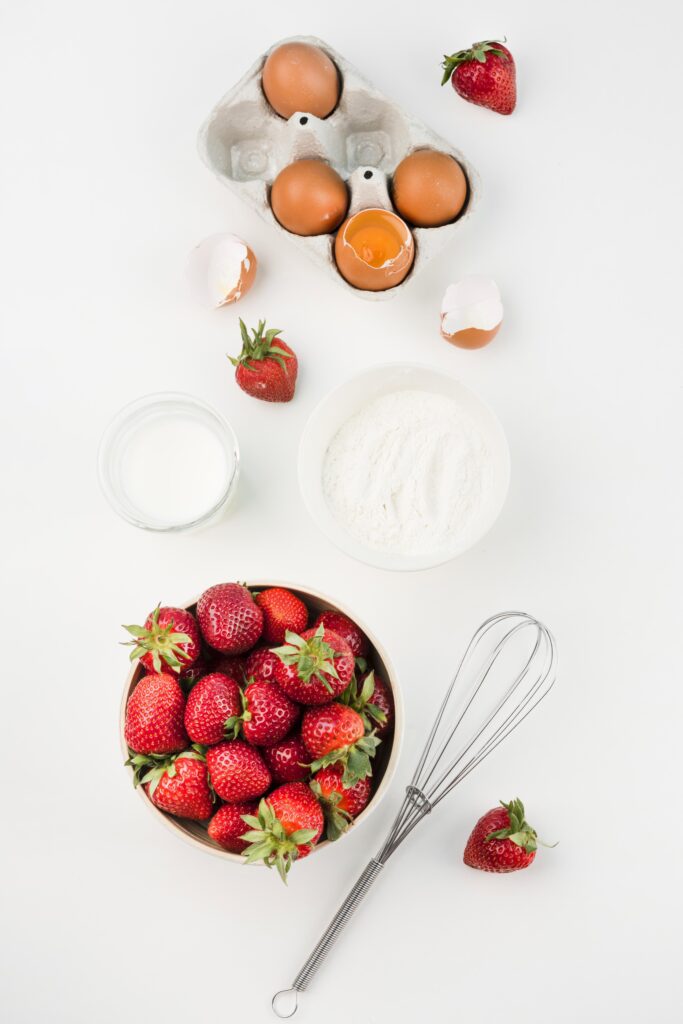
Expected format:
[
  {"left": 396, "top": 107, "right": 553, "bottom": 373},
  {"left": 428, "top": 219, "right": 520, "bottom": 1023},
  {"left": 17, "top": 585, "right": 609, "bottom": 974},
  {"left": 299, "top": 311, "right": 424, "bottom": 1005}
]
[{"left": 198, "top": 35, "right": 481, "bottom": 301}]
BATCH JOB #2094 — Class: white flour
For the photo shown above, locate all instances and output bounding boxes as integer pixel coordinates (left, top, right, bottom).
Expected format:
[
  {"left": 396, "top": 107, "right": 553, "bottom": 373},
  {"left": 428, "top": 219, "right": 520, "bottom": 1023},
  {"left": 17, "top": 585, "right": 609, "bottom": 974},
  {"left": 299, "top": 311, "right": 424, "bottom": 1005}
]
[{"left": 322, "top": 389, "right": 491, "bottom": 555}]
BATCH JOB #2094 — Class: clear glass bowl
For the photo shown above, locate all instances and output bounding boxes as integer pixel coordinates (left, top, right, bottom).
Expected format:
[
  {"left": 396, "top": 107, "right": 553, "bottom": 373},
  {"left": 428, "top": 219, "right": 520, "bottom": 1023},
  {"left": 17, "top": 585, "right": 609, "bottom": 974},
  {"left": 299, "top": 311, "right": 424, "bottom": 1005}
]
[{"left": 98, "top": 393, "right": 240, "bottom": 532}]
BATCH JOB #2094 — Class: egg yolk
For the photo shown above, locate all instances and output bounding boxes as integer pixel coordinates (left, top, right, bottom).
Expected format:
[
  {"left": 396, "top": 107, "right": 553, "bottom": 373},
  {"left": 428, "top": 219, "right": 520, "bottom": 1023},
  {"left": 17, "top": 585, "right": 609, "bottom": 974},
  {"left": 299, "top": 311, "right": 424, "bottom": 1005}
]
[{"left": 344, "top": 209, "right": 408, "bottom": 267}]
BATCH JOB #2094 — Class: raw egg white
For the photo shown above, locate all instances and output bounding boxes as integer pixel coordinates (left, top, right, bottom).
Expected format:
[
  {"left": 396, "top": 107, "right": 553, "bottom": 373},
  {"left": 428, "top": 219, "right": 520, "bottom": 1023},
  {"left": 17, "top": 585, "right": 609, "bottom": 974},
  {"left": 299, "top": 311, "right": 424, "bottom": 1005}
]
[
  {"left": 262, "top": 42, "right": 340, "bottom": 120},
  {"left": 334, "top": 208, "right": 414, "bottom": 291}
]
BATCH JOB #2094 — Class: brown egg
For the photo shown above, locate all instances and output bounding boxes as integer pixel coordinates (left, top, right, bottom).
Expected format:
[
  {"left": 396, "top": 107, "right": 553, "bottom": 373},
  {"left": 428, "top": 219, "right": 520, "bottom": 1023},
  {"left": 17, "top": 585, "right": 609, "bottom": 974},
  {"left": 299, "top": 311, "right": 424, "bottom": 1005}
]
[
  {"left": 392, "top": 150, "right": 468, "bottom": 227},
  {"left": 440, "top": 277, "right": 503, "bottom": 349},
  {"left": 262, "top": 42, "right": 340, "bottom": 119},
  {"left": 271, "top": 159, "right": 348, "bottom": 236},
  {"left": 334, "top": 208, "right": 414, "bottom": 291}
]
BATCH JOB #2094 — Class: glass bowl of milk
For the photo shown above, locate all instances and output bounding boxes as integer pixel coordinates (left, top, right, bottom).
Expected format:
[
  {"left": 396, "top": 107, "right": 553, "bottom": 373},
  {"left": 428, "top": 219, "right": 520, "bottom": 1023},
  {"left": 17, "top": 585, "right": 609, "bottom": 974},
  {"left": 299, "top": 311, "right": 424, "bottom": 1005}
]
[{"left": 98, "top": 393, "right": 239, "bottom": 531}]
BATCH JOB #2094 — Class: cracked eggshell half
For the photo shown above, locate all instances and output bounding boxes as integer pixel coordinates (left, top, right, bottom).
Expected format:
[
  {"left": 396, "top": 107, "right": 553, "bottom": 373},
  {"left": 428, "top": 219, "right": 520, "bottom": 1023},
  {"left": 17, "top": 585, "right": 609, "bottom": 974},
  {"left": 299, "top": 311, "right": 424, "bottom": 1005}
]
[
  {"left": 187, "top": 233, "right": 257, "bottom": 308},
  {"left": 440, "top": 275, "right": 503, "bottom": 349}
]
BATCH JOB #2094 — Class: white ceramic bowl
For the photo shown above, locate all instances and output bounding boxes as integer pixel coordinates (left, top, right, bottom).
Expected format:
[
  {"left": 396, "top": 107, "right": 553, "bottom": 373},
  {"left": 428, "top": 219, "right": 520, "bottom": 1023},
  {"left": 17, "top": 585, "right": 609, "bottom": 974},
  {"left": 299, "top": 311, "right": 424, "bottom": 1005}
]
[
  {"left": 120, "top": 582, "right": 403, "bottom": 863},
  {"left": 298, "top": 363, "right": 510, "bottom": 571}
]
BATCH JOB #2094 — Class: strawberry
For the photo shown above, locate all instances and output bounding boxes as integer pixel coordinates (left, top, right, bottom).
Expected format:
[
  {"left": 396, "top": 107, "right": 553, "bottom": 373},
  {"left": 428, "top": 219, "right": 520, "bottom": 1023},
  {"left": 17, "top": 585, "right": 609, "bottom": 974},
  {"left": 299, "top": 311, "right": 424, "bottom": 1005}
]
[
  {"left": 441, "top": 40, "right": 516, "bottom": 115},
  {"left": 262, "top": 733, "right": 310, "bottom": 784},
  {"left": 206, "top": 740, "right": 271, "bottom": 802},
  {"left": 341, "top": 670, "right": 394, "bottom": 739},
  {"left": 241, "top": 783, "right": 324, "bottom": 882},
  {"left": 229, "top": 319, "right": 298, "bottom": 403},
  {"left": 196, "top": 583, "right": 263, "bottom": 654},
  {"left": 210, "top": 652, "right": 248, "bottom": 682},
  {"left": 271, "top": 626, "right": 354, "bottom": 705},
  {"left": 184, "top": 672, "right": 242, "bottom": 745},
  {"left": 311, "top": 764, "right": 371, "bottom": 841},
  {"left": 312, "top": 610, "right": 369, "bottom": 659},
  {"left": 463, "top": 798, "right": 553, "bottom": 872},
  {"left": 302, "top": 703, "right": 380, "bottom": 786},
  {"left": 126, "top": 748, "right": 214, "bottom": 821},
  {"left": 254, "top": 587, "right": 308, "bottom": 644},
  {"left": 122, "top": 604, "right": 201, "bottom": 675},
  {"left": 226, "top": 680, "right": 300, "bottom": 746},
  {"left": 208, "top": 801, "right": 258, "bottom": 853},
  {"left": 124, "top": 672, "right": 188, "bottom": 754},
  {"left": 244, "top": 646, "right": 281, "bottom": 683},
  {"left": 177, "top": 653, "right": 211, "bottom": 690}
]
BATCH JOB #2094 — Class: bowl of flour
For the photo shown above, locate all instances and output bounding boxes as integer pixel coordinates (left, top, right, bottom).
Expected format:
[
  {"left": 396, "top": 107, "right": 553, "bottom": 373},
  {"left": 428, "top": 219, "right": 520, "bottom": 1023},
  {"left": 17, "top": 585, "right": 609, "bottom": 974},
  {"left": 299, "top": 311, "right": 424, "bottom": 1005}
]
[{"left": 298, "top": 364, "right": 510, "bottom": 570}]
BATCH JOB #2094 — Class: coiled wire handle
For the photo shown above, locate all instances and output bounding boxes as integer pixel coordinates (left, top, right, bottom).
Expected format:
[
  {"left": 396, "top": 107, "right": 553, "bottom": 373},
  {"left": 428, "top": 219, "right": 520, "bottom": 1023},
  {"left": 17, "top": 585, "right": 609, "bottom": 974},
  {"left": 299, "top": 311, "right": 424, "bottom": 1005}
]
[{"left": 271, "top": 857, "right": 384, "bottom": 1018}]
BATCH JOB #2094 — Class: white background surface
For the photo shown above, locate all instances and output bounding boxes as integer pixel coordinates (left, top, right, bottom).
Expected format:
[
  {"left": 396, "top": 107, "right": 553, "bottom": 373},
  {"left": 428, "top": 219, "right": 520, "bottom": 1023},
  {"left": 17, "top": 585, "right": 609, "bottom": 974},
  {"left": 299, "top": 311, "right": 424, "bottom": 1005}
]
[{"left": 1, "top": 1, "right": 681, "bottom": 1021}]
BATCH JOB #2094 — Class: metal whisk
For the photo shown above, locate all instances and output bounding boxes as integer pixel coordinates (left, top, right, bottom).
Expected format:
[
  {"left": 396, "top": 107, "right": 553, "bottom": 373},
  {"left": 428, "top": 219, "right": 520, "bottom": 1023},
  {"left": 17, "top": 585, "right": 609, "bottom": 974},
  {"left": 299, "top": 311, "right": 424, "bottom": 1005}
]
[{"left": 271, "top": 611, "right": 557, "bottom": 1018}]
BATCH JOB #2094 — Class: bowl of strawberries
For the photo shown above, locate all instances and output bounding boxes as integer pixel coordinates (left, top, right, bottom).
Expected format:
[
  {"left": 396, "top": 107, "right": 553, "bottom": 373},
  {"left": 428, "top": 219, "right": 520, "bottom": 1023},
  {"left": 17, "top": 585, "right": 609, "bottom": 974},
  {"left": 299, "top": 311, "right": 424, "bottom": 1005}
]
[{"left": 120, "top": 581, "right": 401, "bottom": 881}]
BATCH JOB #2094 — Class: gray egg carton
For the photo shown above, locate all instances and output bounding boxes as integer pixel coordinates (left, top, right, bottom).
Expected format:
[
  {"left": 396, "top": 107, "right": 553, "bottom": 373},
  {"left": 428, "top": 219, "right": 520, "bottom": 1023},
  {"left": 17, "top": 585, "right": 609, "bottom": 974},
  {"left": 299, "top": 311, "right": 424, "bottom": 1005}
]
[{"left": 198, "top": 35, "right": 481, "bottom": 300}]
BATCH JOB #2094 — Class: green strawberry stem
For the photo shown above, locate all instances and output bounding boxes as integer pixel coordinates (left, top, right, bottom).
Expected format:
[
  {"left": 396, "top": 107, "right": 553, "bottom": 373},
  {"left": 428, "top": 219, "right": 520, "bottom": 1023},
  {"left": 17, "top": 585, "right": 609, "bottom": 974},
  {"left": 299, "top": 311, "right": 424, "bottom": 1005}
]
[
  {"left": 122, "top": 604, "right": 192, "bottom": 673},
  {"left": 124, "top": 744, "right": 206, "bottom": 794},
  {"left": 228, "top": 319, "right": 291, "bottom": 372},
  {"left": 441, "top": 38, "right": 509, "bottom": 85},
  {"left": 271, "top": 625, "right": 340, "bottom": 691},
  {"left": 309, "top": 732, "right": 380, "bottom": 788},
  {"left": 340, "top": 671, "right": 387, "bottom": 732},
  {"left": 240, "top": 800, "right": 318, "bottom": 884},
  {"left": 484, "top": 798, "right": 557, "bottom": 853},
  {"left": 310, "top": 780, "right": 352, "bottom": 842}
]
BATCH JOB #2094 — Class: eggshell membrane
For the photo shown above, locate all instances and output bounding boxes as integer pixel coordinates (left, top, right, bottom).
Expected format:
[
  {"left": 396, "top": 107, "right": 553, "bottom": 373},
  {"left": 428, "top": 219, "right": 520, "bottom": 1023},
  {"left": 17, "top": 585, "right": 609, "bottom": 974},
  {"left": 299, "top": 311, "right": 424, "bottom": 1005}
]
[
  {"left": 262, "top": 42, "right": 340, "bottom": 119},
  {"left": 271, "top": 159, "right": 348, "bottom": 236},
  {"left": 334, "top": 208, "right": 414, "bottom": 291},
  {"left": 187, "top": 233, "right": 258, "bottom": 308},
  {"left": 440, "top": 276, "right": 503, "bottom": 349},
  {"left": 392, "top": 150, "right": 468, "bottom": 227}
]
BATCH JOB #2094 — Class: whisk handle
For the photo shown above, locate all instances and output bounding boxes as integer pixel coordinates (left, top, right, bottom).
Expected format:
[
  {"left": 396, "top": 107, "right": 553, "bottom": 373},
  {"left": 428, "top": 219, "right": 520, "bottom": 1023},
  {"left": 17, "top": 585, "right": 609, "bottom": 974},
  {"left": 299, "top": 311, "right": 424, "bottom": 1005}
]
[{"left": 272, "top": 858, "right": 384, "bottom": 1017}]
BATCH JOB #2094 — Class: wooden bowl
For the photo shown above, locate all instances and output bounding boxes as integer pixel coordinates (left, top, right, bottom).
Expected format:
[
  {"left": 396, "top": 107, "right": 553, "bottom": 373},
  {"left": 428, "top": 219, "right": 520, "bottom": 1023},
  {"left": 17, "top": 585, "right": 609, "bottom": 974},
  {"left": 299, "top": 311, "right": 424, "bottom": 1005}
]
[{"left": 119, "top": 581, "right": 403, "bottom": 862}]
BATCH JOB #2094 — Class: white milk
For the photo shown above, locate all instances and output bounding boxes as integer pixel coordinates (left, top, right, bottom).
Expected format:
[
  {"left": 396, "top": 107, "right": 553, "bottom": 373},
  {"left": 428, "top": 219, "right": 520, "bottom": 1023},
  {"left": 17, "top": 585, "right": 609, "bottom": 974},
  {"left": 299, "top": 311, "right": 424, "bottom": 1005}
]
[{"left": 119, "top": 413, "right": 234, "bottom": 527}]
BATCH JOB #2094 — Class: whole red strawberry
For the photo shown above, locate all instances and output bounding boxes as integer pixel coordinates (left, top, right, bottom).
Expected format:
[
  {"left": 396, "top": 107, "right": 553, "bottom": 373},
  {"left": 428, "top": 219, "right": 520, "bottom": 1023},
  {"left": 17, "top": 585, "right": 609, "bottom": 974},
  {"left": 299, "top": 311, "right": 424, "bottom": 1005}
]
[
  {"left": 196, "top": 583, "right": 263, "bottom": 654},
  {"left": 302, "top": 703, "right": 380, "bottom": 786},
  {"left": 229, "top": 319, "right": 298, "bottom": 403},
  {"left": 241, "top": 783, "right": 324, "bottom": 882},
  {"left": 464, "top": 798, "right": 550, "bottom": 872},
  {"left": 263, "top": 733, "right": 310, "bottom": 783},
  {"left": 245, "top": 646, "right": 281, "bottom": 683},
  {"left": 124, "top": 672, "right": 188, "bottom": 754},
  {"left": 122, "top": 604, "right": 201, "bottom": 674},
  {"left": 128, "top": 749, "right": 214, "bottom": 821},
  {"left": 208, "top": 801, "right": 258, "bottom": 853},
  {"left": 341, "top": 670, "right": 394, "bottom": 739},
  {"left": 227, "top": 680, "right": 300, "bottom": 746},
  {"left": 313, "top": 610, "right": 369, "bottom": 659},
  {"left": 254, "top": 587, "right": 308, "bottom": 644},
  {"left": 271, "top": 625, "right": 354, "bottom": 704},
  {"left": 184, "top": 672, "right": 242, "bottom": 745},
  {"left": 311, "top": 764, "right": 371, "bottom": 841},
  {"left": 206, "top": 740, "right": 271, "bottom": 802},
  {"left": 441, "top": 40, "right": 516, "bottom": 115}
]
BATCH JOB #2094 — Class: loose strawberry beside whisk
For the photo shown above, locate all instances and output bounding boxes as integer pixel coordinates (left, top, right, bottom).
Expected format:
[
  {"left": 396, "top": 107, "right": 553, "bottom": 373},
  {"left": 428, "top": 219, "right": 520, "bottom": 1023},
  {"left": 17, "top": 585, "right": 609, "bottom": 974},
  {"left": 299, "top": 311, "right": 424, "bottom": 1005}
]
[{"left": 464, "top": 798, "right": 554, "bottom": 872}]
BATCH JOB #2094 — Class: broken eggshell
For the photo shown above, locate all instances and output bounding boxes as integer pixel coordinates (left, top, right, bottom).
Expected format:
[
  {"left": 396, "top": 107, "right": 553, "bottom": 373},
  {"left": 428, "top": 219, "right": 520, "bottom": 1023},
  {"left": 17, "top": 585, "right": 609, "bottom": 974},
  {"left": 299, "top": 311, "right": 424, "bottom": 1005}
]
[
  {"left": 188, "top": 233, "right": 257, "bottom": 308},
  {"left": 440, "top": 275, "right": 503, "bottom": 349}
]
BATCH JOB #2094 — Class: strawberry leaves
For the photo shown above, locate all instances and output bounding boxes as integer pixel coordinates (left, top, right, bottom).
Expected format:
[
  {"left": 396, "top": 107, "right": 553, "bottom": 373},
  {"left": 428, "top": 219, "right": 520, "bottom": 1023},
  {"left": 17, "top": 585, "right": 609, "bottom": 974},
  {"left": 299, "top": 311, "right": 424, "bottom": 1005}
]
[
  {"left": 125, "top": 744, "right": 207, "bottom": 795},
  {"left": 122, "top": 604, "right": 192, "bottom": 673},
  {"left": 271, "top": 625, "right": 340, "bottom": 691},
  {"left": 441, "top": 39, "right": 509, "bottom": 85},
  {"left": 308, "top": 732, "right": 380, "bottom": 787},
  {"left": 240, "top": 799, "right": 317, "bottom": 884},
  {"left": 309, "top": 780, "right": 352, "bottom": 842},
  {"left": 340, "top": 670, "right": 387, "bottom": 732},
  {"left": 484, "top": 798, "right": 556, "bottom": 853},
  {"left": 229, "top": 319, "right": 292, "bottom": 371}
]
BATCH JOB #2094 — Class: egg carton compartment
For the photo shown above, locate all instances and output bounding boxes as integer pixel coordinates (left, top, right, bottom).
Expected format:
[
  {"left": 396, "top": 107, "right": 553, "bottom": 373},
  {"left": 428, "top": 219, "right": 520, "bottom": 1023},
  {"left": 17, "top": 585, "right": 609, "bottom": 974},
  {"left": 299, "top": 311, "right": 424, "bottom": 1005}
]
[{"left": 199, "top": 36, "right": 481, "bottom": 300}]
